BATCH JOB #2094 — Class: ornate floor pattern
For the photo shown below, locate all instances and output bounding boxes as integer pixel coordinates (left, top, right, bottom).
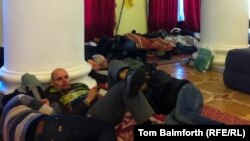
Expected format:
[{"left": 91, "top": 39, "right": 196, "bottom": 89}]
[{"left": 157, "top": 62, "right": 250, "bottom": 122}]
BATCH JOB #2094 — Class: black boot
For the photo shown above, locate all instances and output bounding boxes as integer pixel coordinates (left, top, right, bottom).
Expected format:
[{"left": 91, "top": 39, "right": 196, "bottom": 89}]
[{"left": 126, "top": 68, "right": 146, "bottom": 97}]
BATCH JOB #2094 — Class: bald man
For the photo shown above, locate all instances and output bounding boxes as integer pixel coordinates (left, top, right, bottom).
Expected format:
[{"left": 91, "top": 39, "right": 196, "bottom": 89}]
[
  {"left": 45, "top": 68, "right": 99, "bottom": 116},
  {"left": 46, "top": 65, "right": 156, "bottom": 126}
]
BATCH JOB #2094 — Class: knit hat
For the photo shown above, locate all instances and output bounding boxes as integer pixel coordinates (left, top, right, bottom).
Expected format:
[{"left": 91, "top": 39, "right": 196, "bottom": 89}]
[{"left": 127, "top": 68, "right": 146, "bottom": 97}]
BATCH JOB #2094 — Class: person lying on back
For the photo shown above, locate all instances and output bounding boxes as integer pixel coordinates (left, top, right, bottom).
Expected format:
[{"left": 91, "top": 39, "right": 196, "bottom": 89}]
[
  {"left": 44, "top": 65, "right": 156, "bottom": 126},
  {"left": 45, "top": 68, "right": 99, "bottom": 116}
]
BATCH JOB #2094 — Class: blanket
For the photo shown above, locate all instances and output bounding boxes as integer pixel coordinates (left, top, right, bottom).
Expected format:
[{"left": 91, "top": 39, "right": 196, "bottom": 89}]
[{"left": 124, "top": 33, "right": 174, "bottom": 51}]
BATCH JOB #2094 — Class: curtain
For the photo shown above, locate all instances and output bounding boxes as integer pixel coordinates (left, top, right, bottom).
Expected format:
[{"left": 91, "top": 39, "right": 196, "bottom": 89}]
[
  {"left": 182, "top": 0, "right": 201, "bottom": 32},
  {"left": 148, "top": 0, "right": 178, "bottom": 33},
  {"left": 84, "top": 0, "right": 115, "bottom": 42}
]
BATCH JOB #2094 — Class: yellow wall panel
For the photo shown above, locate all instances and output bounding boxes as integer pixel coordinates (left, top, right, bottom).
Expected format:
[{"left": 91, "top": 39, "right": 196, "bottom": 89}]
[{"left": 115, "top": 0, "right": 148, "bottom": 35}]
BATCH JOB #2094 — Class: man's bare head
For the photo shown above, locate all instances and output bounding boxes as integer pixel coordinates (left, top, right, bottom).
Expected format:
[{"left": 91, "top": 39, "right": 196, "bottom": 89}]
[{"left": 50, "top": 68, "right": 71, "bottom": 91}]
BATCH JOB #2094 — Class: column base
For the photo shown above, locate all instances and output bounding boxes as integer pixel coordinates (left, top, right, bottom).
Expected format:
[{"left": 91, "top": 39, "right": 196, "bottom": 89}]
[
  {"left": 212, "top": 65, "right": 225, "bottom": 73},
  {"left": 210, "top": 45, "right": 248, "bottom": 73},
  {"left": 0, "top": 64, "right": 96, "bottom": 94}
]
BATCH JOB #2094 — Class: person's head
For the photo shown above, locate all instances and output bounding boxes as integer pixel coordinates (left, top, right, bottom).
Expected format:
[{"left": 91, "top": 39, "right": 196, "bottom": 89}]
[
  {"left": 50, "top": 68, "right": 71, "bottom": 91},
  {"left": 92, "top": 54, "right": 107, "bottom": 70}
]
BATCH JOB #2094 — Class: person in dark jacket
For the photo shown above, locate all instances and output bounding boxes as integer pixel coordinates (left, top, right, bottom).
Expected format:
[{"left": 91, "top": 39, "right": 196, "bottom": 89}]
[
  {"left": 143, "top": 69, "right": 224, "bottom": 125},
  {"left": 44, "top": 66, "right": 155, "bottom": 126},
  {"left": 106, "top": 60, "right": 224, "bottom": 125},
  {"left": 45, "top": 68, "right": 99, "bottom": 116}
]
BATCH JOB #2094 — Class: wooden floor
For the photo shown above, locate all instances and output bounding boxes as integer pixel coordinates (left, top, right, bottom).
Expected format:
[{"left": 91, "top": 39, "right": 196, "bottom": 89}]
[{"left": 157, "top": 62, "right": 250, "bottom": 122}]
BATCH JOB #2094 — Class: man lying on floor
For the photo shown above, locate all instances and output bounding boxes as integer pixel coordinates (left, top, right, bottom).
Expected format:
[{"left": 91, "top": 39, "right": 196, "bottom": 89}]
[
  {"left": 106, "top": 59, "right": 225, "bottom": 125},
  {"left": 0, "top": 93, "right": 116, "bottom": 141},
  {"left": 14, "top": 66, "right": 156, "bottom": 127}
]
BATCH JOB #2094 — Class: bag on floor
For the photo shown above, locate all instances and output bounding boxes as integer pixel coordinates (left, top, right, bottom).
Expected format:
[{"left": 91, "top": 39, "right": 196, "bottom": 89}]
[{"left": 194, "top": 45, "right": 215, "bottom": 72}]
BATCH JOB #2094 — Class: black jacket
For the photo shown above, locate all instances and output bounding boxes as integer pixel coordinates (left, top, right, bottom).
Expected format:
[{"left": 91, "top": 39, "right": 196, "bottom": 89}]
[
  {"left": 144, "top": 70, "right": 189, "bottom": 114},
  {"left": 45, "top": 83, "right": 95, "bottom": 116}
]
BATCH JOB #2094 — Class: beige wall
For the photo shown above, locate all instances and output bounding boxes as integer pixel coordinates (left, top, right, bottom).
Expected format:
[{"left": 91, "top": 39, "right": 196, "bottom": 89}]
[{"left": 115, "top": 0, "right": 148, "bottom": 35}]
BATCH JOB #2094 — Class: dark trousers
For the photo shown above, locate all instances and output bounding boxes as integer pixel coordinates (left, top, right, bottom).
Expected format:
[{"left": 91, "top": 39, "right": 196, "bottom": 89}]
[{"left": 40, "top": 115, "right": 116, "bottom": 141}]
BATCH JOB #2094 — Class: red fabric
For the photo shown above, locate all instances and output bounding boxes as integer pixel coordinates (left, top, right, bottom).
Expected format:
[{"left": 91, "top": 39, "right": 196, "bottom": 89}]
[
  {"left": 115, "top": 113, "right": 136, "bottom": 141},
  {"left": 182, "top": 0, "right": 201, "bottom": 32},
  {"left": 84, "top": 0, "right": 115, "bottom": 42},
  {"left": 148, "top": 0, "right": 178, "bottom": 32},
  {"left": 124, "top": 33, "right": 174, "bottom": 51},
  {"left": 201, "top": 106, "right": 250, "bottom": 125}
]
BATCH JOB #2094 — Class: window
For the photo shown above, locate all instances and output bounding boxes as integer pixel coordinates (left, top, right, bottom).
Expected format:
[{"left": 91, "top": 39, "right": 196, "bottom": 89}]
[{"left": 178, "top": 0, "right": 185, "bottom": 21}]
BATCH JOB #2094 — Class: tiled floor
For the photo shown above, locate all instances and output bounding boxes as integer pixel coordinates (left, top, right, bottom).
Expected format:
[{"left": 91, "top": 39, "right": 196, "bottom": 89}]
[{"left": 157, "top": 62, "right": 250, "bottom": 121}]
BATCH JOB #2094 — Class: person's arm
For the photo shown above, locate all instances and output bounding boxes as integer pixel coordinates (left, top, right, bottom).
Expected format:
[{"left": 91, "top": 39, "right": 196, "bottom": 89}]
[
  {"left": 46, "top": 87, "right": 98, "bottom": 116},
  {"left": 69, "top": 100, "right": 92, "bottom": 115},
  {"left": 70, "top": 87, "right": 99, "bottom": 115}
]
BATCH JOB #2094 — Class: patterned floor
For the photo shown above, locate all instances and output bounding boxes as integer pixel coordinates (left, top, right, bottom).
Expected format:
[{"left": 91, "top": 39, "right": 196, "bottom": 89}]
[{"left": 157, "top": 62, "right": 250, "bottom": 122}]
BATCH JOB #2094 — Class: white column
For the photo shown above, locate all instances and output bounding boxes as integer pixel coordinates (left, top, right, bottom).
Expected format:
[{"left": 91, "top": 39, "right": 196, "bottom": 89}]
[
  {"left": 200, "top": 0, "right": 249, "bottom": 71},
  {"left": 0, "top": 0, "right": 2, "bottom": 47},
  {"left": 0, "top": 0, "right": 96, "bottom": 94}
]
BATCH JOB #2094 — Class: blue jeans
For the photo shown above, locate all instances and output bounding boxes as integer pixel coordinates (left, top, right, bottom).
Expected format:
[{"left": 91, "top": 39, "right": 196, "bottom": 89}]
[
  {"left": 166, "top": 83, "right": 223, "bottom": 125},
  {"left": 41, "top": 115, "right": 116, "bottom": 141}
]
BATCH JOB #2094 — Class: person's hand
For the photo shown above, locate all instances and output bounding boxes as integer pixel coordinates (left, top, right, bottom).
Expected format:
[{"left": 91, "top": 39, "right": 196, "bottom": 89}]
[
  {"left": 92, "top": 64, "right": 101, "bottom": 71},
  {"left": 88, "top": 59, "right": 101, "bottom": 71},
  {"left": 119, "top": 68, "right": 129, "bottom": 80},
  {"left": 99, "top": 60, "right": 108, "bottom": 70},
  {"left": 41, "top": 98, "right": 50, "bottom": 106},
  {"left": 85, "top": 87, "right": 99, "bottom": 105}
]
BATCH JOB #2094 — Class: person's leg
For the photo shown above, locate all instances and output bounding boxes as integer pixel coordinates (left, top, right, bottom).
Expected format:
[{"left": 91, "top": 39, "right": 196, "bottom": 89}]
[
  {"left": 123, "top": 68, "right": 155, "bottom": 124},
  {"left": 107, "top": 59, "right": 129, "bottom": 88},
  {"left": 88, "top": 81, "right": 127, "bottom": 126},
  {"left": 165, "top": 110, "right": 182, "bottom": 125},
  {"left": 41, "top": 115, "right": 116, "bottom": 141},
  {"left": 88, "top": 80, "right": 155, "bottom": 125},
  {"left": 174, "top": 83, "right": 223, "bottom": 124},
  {"left": 122, "top": 91, "right": 155, "bottom": 124},
  {"left": 89, "top": 61, "right": 155, "bottom": 125}
]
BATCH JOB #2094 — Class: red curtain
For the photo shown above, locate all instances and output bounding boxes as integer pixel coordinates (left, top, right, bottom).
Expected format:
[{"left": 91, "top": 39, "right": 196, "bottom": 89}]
[
  {"left": 182, "top": 0, "right": 201, "bottom": 32},
  {"left": 148, "top": 0, "right": 178, "bottom": 33},
  {"left": 84, "top": 0, "right": 115, "bottom": 42}
]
